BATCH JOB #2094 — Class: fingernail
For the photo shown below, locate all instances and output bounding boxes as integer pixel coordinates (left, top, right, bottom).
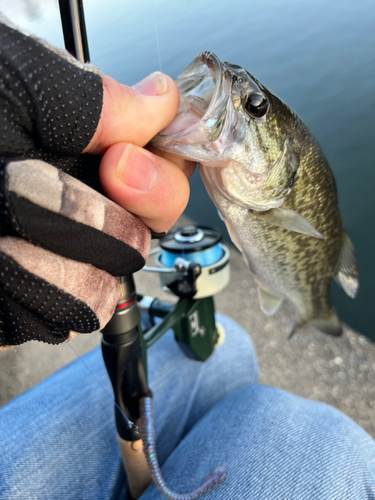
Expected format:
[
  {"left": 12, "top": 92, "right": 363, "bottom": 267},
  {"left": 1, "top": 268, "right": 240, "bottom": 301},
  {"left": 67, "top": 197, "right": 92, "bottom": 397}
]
[
  {"left": 116, "top": 145, "right": 158, "bottom": 190},
  {"left": 132, "top": 71, "right": 168, "bottom": 96}
]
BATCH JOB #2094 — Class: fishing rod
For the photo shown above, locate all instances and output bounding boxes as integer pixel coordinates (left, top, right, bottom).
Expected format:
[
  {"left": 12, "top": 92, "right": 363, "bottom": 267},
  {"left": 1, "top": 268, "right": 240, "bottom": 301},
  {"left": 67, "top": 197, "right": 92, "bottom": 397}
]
[
  {"left": 58, "top": 0, "right": 90, "bottom": 63},
  {"left": 58, "top": 6, "right": 151, "bottom": 497},
  {"left": 58, "top": 2, "right": 229, "bottom": 498}
]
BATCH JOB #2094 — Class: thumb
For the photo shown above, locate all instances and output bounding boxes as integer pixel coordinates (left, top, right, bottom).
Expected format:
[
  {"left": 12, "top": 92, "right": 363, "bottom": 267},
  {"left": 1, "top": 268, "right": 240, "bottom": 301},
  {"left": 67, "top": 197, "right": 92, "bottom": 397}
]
[
  {"left": 99, "top": 142, "right": 190, "bottom": 233},
  {"left": 84, "top": 73, "right": 180, "bottom": 155}
]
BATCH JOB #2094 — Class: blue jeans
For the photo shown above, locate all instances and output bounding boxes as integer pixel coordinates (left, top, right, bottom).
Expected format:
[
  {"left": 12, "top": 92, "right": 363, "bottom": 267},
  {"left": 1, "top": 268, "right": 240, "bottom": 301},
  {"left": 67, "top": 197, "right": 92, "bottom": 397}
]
[{"left": 0, "top": 315, "right": 374, "bottom": 499}]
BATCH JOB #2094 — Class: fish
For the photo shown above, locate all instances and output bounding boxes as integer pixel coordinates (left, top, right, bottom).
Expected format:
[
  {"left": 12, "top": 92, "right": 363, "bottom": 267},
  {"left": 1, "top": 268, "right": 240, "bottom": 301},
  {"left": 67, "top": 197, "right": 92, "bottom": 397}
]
[{"left": 151, "top": 51, "right": 359, "bottom": 336}]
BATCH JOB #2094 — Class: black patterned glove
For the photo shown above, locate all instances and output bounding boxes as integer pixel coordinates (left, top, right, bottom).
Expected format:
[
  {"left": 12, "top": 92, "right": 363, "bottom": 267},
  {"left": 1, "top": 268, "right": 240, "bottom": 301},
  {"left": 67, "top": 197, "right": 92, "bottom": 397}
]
[{"left": 0, "top": 21, "right": 150, "bottom": 347}]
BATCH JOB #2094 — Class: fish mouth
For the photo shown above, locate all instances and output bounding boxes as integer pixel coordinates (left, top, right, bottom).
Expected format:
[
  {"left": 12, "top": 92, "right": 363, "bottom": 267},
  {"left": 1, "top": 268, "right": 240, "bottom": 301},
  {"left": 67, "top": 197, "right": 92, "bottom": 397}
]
[{"left": 155, "top": 51, "right": 229, "bottom": 141}]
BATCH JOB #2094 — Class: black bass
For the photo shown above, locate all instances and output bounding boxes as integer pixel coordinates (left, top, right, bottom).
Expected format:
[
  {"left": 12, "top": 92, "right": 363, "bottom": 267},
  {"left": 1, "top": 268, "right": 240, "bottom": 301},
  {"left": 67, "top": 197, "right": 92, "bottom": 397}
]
[{"left": 152, "top": 52, "right": 359, "bottom": 336}]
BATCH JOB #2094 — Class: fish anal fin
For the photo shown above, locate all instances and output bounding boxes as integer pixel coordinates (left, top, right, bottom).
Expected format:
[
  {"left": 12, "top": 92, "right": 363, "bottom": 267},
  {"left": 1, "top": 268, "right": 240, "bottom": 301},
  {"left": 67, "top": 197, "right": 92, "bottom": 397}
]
[
  {"left": 252, "top": 207, "right": 323, "bottom": 239},
  {"left": 333, "top": 230, "right": 359, "bottom": 299},
  {"left": 257, "top": 286, "right": 283, "bottom": 316}
]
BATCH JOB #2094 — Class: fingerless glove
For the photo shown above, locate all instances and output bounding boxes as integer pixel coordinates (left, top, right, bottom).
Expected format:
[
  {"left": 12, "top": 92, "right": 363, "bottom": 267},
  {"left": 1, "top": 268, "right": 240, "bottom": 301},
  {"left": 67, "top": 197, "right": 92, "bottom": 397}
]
[{"left": 0, "top": 21, "right": 150, "bottom": 347}]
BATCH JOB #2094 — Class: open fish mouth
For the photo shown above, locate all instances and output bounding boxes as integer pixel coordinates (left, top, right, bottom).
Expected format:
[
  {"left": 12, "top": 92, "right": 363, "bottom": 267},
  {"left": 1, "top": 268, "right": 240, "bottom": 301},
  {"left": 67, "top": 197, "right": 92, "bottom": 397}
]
[
  {"left": 154, "top": 52, "right": 230, "bottom": 146},
  {"left": 152, "top": 51, "right": 276, "bottom": 208},
  {"left": 152, "top": 52, "right": 290, "bottom": 210}
]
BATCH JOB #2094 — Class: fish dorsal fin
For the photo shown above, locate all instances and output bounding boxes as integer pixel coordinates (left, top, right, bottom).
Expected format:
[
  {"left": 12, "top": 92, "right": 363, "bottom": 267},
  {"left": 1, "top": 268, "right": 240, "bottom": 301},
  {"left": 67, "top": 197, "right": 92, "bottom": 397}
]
[
  {"left": 288, "top": 308, "right": 342, "bottom": 338},
  {"left": 251, "top": 207, "right": 323, "bottom": 239},
  {"left": 257, "top": 286, "right": 283, "bottom": 316},
  {"left": 333, "top": 230, "right": 359, "bottom": 299}
]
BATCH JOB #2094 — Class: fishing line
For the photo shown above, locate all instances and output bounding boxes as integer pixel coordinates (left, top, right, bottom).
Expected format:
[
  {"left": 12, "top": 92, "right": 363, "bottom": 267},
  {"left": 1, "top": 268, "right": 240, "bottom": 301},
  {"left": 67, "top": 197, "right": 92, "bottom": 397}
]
[
  {"left": 151, "top": 0, "right": 163, "bottom": 73},
  {"left": 53, "top": 322, "right": 134, "bottom": 430}
]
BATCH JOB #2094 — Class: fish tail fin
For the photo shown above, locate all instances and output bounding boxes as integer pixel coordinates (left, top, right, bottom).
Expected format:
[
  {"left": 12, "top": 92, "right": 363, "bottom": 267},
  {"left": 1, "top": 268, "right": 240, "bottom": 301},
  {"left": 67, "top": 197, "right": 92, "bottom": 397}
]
[{"left": 289, "top": 308, "right": 342, "bottom": 338}]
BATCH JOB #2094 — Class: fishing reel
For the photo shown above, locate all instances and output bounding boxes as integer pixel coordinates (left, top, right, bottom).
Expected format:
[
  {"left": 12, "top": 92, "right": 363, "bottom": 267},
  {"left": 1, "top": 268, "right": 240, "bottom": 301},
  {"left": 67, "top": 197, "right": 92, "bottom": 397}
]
[
  {"left": 102, "top": 225, "right": 231, "bottom": 434},
  {"left": 138, "top": 225, "right": 230, "bottom": 361},
  {"left": 144, "top": 225, "right": 230, "bottom": 299}
]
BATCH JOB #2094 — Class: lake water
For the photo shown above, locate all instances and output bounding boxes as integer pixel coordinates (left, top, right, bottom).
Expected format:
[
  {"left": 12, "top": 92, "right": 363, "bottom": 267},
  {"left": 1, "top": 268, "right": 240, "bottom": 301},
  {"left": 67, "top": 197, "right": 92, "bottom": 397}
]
[{"left": 2, "top": 0, "right": 375, "bottom": 340}]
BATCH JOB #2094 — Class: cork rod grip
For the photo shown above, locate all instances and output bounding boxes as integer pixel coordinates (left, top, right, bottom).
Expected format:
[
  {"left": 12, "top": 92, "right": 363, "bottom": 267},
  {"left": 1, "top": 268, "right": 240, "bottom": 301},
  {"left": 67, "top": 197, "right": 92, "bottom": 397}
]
[{"left": 118, "top": 436, "right": 152, "bottom": 499}]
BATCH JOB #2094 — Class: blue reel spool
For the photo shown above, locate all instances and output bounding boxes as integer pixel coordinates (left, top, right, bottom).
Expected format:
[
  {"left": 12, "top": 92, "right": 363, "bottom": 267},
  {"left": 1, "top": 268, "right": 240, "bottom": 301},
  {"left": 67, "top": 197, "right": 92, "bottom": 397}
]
[{"left": 159, "top": 226, "right": 223, "bottom": 268}]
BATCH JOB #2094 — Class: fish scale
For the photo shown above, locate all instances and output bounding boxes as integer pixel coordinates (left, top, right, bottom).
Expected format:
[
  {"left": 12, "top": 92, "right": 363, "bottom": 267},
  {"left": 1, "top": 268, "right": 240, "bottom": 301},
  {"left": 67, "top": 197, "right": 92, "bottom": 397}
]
[{"left": 152, "top": 52, "right": 358, "bottom": 336}]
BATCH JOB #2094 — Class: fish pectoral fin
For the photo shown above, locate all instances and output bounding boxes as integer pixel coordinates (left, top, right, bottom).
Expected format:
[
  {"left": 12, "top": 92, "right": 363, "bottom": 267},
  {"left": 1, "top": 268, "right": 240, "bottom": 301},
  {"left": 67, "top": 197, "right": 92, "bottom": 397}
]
[
  {"left": 251, "top": 207, "right": 323, "bottom": 239},
  {"left": 257, "top": 286, "right": 283, "bottom": 316},
  {"left": 332, "top": 230, "right": 359, "bottom": 299},
  {"left": 289, "top": 308, "right": 342, "bottom": 338}
]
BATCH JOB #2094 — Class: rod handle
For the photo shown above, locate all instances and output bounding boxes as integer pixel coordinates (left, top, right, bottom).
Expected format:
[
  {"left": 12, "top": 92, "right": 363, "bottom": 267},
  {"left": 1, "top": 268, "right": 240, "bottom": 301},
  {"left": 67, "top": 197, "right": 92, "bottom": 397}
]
[{"left": 118, "top": 436, "right": 151, "bottom": 499}]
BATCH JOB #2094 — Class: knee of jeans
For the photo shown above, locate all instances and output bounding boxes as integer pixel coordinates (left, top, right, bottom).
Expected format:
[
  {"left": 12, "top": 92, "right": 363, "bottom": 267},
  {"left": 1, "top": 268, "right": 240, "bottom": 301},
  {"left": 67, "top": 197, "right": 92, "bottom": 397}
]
[
  {"left": 223, "top": 384, "right": 375, "bottom": 470},
  {"left": 173, "top": 386, "right": 375, "bottom": 498}
]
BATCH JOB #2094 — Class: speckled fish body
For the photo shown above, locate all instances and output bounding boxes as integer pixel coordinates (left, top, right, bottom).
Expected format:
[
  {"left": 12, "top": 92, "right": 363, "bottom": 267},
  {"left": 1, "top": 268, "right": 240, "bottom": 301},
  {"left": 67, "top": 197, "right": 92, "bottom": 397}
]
[{"left": 152, "top": 52, "right": 358, "bottom": 335}]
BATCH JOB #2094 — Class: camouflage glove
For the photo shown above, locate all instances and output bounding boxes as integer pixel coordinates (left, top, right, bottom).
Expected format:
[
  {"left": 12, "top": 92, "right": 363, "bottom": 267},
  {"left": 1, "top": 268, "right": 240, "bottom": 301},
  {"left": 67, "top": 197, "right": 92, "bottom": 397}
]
[{"left": 0, "top": 21, "right": 150, "bottom": 347}]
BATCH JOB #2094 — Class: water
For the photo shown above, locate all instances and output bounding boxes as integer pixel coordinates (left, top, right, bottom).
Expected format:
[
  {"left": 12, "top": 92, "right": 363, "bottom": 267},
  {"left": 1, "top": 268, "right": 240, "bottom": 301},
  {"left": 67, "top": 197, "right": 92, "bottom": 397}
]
[{"left": 2, "top": 0, "right": 375, "bottom": 340}]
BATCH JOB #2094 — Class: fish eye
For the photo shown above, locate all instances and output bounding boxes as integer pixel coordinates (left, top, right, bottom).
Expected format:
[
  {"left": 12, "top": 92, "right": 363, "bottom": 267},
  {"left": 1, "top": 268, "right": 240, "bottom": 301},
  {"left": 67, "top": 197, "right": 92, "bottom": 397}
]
[{"left": 245, "top": 94, "right": 268, "bottom": 118}]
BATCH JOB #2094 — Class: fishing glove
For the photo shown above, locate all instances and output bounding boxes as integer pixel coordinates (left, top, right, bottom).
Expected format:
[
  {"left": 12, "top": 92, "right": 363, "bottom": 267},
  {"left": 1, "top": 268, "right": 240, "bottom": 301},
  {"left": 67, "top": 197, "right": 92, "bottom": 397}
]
[{"left": 0, "top": 21, "right": 151, "bottom": 348}]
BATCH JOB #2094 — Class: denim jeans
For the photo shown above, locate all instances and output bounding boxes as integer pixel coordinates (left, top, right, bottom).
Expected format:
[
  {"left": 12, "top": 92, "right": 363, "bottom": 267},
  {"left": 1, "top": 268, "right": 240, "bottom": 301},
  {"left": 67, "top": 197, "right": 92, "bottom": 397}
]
[{"left": 0, "top": 314, "right": 374, "bottom": 499}]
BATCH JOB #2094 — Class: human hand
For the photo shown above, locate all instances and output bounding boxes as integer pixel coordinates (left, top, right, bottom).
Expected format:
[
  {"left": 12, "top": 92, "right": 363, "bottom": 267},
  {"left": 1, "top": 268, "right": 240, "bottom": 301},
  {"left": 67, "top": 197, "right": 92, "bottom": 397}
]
[
  {"left": 86, "top": 73, "right": 195, "bottom": 233},
  {"left": 0, "top": 21, "right": 194, "bottom": 348}
]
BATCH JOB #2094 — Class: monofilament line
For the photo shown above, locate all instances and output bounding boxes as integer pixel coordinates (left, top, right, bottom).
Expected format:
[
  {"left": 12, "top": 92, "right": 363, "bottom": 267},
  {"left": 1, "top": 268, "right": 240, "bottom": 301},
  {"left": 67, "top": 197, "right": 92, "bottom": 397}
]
[
  {"left": 151, "top": 0, "right": 163, "bottom": 73},
  {"left": 54, "top": 323, "right": 133, "bottom": 429}
]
